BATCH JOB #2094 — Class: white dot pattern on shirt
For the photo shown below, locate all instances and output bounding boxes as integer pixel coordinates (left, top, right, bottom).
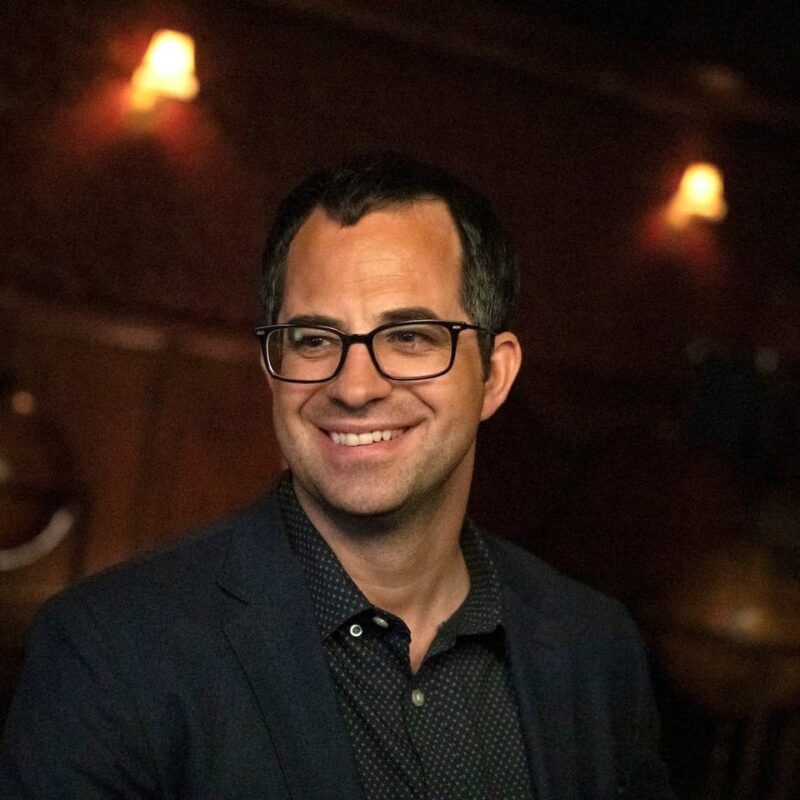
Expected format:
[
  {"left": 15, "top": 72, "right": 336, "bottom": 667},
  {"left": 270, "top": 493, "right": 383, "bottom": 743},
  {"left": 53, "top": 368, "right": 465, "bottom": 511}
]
[{"left": 279, "top": 475, "right": 534, "bottom": 800}]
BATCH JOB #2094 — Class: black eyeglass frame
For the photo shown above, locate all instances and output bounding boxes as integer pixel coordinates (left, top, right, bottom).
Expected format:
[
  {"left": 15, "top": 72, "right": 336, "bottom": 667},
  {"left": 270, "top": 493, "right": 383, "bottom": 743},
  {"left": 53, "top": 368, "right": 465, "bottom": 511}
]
[{"left": 254, "top": 320, "right": 494, "bottom": 383}]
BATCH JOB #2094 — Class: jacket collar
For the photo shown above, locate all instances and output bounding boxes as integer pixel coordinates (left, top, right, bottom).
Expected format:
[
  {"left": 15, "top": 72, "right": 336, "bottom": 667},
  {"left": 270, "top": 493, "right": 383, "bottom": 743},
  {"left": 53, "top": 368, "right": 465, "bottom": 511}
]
[
  {"left": 490, "top": 538, "right": 582, "bottom": 800},
  {"left": 216, "top": 494, "right": 365, "bottom": 800},
  {"left": 501, "top": 581, "right": 579, "bottom": 800}
]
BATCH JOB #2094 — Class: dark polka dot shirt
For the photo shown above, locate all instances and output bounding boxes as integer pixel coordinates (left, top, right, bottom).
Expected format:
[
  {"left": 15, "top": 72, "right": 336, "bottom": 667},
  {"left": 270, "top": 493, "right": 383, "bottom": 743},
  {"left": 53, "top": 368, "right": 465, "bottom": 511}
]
[{"left": 278, "top": 475, "right": 534, "bottom": 800}]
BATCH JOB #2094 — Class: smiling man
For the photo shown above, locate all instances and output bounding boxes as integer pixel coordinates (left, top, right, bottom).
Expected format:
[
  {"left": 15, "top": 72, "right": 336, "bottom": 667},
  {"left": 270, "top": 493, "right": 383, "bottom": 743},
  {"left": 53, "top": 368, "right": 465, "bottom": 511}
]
[{"left": 1, "top": 153, "right": 673, "bottom": 799}]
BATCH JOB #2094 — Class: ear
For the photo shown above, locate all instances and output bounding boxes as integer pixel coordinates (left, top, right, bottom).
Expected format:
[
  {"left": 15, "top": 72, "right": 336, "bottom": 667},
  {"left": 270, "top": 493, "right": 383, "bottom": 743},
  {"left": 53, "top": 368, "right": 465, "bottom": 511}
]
[{"left": 480, "top": 331, "right": 522, "bottom": 421}]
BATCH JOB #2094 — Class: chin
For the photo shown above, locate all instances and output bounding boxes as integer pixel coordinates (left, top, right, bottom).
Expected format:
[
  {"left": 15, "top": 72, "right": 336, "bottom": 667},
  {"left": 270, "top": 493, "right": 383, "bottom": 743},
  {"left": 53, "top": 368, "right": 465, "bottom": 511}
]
[
  {"left": 292, "top": 459, "right": 468, "bottom": 529},
  {"left": 320, "top": 488, "right": 407, "bottom": 520},
  {"left": 300, "top": 476, "right": 422, "bottom": 526}
]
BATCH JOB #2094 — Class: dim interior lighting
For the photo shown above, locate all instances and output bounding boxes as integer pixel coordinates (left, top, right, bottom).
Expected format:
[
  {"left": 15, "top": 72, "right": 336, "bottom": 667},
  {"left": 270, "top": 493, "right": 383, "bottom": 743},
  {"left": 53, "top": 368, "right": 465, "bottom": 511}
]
[
  {"left": 130, "top": 29, "right": 199, "bottom": 112},
  {"left": 10, "top": 390, "right": 36, "bottom": 416},
  {"left": 666, "top": 162, "right": 727, "bottom": 227}
]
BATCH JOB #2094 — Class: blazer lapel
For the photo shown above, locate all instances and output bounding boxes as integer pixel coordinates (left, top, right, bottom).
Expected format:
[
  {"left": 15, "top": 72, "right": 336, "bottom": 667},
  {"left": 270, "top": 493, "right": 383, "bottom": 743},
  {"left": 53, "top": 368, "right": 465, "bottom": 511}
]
[
  {"left": 503, "top": 584, "right": 579, "bottom": 800},
  {"left": 217, "top": 498, "right": 365, "bottom": 800}
]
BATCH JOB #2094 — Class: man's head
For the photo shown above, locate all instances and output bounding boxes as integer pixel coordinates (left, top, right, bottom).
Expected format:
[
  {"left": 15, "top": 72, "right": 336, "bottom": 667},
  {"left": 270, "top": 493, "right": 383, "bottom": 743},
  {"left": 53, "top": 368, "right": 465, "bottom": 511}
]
[
  {"left": 259, "top": 153, "right": 522, "bottom": 531},
  {"left": 261, "top": 152, "right": 520, "bottom": 336}
]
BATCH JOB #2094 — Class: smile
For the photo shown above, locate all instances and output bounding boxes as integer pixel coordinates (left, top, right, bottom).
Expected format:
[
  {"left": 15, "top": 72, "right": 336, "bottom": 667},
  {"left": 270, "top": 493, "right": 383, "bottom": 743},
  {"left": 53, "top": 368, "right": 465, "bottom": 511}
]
[{"left": 328, "top": 429, "right": 406, "bottom": 446}]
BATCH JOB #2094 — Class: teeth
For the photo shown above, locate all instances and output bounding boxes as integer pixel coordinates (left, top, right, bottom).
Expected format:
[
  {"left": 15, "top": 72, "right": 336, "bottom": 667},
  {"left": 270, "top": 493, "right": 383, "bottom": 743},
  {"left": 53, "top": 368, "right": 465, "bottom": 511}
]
[{"left": 329, "top": 429, "right": 402, "bottom": 446}]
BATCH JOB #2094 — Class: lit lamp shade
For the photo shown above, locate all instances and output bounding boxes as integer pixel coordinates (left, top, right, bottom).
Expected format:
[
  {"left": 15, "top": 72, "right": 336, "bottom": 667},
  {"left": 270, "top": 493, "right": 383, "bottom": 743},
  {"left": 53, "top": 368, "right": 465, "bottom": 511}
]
[
  {"left": 130, "top": 29, "right": 199, "bottom": 112},
  {"left": 666, "top": 162, "right": 727, "bottom": 228}
]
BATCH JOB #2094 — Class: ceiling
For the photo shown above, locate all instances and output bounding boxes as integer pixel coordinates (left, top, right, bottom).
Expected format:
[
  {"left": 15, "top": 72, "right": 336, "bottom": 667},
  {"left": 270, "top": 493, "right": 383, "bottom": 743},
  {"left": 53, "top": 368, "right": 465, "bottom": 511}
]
[
  {"left": 244, "top": 0, "right": 800, "bottom": 127},
  {"left": 510, "top": 1, "right": 800, "bottom": 103}
]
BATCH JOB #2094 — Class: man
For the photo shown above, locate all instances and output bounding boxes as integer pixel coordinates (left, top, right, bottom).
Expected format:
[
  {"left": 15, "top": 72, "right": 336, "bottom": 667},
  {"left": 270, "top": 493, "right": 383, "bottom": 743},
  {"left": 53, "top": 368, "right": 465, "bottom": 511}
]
[{"left": 1, "top": 153, "right": 673, "bottom": 798}]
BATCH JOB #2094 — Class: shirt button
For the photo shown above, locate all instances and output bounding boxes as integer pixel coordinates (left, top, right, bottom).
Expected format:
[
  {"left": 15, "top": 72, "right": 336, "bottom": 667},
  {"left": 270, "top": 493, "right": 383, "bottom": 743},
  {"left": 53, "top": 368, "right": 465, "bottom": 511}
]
[
  {"left": 372, "top": 616, "right": 389, "bottom": 628},
  {"left": 349, "top": 623, "right": 363, "bottom": 638},
  {"left": 411, "top": 689, "right": 425, "bottom": 707}
]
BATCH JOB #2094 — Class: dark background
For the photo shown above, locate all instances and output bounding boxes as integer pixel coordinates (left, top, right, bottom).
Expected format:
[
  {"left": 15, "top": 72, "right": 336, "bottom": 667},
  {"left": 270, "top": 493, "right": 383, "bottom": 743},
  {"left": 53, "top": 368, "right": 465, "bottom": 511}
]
[{"left": 2, "top": 2, "right": 800, "bottom": 797}]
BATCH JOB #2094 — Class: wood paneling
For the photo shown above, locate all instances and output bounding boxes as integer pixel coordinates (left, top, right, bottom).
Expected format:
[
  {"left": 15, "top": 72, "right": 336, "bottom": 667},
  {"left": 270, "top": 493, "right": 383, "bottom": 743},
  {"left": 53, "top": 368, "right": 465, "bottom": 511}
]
[{"left": 1, "top": 290, "right": 281, "bottom": 590}]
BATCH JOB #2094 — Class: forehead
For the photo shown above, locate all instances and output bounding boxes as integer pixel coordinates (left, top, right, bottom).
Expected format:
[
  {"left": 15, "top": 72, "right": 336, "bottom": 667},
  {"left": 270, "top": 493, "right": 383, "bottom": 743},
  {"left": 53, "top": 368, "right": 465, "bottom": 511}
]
[{"left": 280, "top": 200, "right": 465, "bottom": 323}]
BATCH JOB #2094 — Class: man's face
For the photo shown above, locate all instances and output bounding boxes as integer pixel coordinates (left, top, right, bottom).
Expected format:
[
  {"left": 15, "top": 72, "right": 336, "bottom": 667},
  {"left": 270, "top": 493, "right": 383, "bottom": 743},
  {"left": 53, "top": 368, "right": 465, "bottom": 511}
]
[{"left": 269, "top": 200, "right": 513, "bottom": 524}]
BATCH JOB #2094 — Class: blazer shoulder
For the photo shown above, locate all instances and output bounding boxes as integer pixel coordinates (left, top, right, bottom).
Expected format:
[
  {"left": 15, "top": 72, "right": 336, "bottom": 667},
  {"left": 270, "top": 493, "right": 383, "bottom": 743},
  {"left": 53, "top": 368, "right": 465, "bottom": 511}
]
[
  {"left": 487, "top": 533, "right": 636, "bottom": 636},
  {"left": 37, "top": 491, "right": 284, "bottom": 629}
]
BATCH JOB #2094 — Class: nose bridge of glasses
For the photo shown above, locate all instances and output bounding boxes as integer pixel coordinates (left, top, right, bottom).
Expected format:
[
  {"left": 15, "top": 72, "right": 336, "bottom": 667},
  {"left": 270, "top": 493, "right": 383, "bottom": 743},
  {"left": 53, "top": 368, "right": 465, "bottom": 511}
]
[
  {"left": 338, "top": 330, "right": 384, "bottom": 376},
  {"left": 343, "top": 331, "right": 373, "bottom": 347}
]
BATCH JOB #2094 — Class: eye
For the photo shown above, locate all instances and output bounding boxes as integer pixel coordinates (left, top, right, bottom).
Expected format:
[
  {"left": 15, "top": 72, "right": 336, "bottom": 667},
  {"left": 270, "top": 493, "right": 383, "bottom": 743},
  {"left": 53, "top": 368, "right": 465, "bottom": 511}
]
[
  {"left": 297, "top": 335, "right": 324, "bottom": 348},
  {"left": 394, "top": 330, "right": 427, "bottom": 344},
  {"left": 382, "top": 324, "right": 447, "bottom": 350},
  {"left": 389, "top": 329, "right": 429, "bottom": 346},
  {"left": 288, "top": 328, "right": 340, "bottom": 355}
]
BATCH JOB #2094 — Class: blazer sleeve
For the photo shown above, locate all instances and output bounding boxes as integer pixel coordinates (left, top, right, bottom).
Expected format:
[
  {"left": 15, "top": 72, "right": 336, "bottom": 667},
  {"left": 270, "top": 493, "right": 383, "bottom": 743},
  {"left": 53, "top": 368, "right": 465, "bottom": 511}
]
[{"left": 0, "top": 593, "right": 161, "bottom": 799}]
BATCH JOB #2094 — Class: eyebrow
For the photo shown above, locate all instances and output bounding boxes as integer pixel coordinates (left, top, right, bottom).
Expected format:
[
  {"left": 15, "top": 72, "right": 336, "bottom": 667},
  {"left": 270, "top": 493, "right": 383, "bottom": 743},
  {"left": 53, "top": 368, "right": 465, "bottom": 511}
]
[
  {"left": 283, "top": 314, "right": 343, "bottom": 328},
  {"left": 378, "top": 307, "right": 441, "bottom": 324},
  {"left": 283, "top": 307, "right": 444, "bottom": 330}
]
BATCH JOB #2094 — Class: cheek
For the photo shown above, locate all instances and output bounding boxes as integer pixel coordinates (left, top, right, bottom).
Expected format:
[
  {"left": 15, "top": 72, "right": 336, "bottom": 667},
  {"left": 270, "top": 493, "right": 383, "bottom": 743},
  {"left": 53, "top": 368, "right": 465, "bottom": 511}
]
[
  {"left": 424, "top": 373, "right": 486, "bottom": 425},
  {"left": 270, "top": 385, "right": 313, "bottom": 432},
  {"left": 455, "top": 359, "right": 487, "bottom": 410}
]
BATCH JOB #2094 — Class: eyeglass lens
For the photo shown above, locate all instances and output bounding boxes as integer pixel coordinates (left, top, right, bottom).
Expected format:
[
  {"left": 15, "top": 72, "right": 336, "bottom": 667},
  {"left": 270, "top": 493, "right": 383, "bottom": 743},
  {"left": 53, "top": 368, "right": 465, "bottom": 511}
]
[{"left": 266, "top": 323, "right": 455, "bottom": 381}]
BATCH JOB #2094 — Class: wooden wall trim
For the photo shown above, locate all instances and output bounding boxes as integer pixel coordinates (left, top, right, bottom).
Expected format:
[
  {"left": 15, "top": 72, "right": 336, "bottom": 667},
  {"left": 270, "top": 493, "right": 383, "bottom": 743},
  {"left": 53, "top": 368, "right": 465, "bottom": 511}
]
[
  {"left": 0, "top": 288, "right": 257, "bottom": 364},
  {"left": 253, "top": 0, "right": 800, "bottom": 128}
]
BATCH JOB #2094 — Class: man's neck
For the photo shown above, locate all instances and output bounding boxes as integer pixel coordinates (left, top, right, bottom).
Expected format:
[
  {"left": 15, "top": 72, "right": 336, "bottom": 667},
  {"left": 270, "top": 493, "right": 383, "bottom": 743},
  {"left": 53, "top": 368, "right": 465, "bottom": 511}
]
[{"left": 293, "top": 477, "right": 471, "bottom": 671}]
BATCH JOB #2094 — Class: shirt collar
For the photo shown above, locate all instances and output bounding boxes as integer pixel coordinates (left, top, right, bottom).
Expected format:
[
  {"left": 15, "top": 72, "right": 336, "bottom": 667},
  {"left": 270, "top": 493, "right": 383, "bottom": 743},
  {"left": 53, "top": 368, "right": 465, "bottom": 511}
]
[
  {"left": 450, "top": 517, "right": 503, "bottom": 637},
  {"left": 277, "top": 473, "right": 503, "bottom": 640}
]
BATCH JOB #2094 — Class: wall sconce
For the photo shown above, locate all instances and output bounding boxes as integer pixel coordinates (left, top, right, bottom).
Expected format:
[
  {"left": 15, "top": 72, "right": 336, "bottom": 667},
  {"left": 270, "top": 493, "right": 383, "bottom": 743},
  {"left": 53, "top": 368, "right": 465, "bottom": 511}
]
[
  {"left": 666, "top": 162, "right": 728, "bottom": 228},
  {"left": 130, "top": 29, "right": 199, "bottom": 112}
]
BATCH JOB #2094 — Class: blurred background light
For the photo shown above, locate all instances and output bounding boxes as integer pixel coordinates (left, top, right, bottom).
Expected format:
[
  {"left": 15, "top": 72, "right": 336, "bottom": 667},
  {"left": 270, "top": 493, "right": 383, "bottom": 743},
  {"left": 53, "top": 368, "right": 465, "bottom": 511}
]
[
  {"left": 10, "top": 391, "right": 35, "bottom": 416},
  {"left": 130, "top": 29, "right": 199, "bottom": 112}
]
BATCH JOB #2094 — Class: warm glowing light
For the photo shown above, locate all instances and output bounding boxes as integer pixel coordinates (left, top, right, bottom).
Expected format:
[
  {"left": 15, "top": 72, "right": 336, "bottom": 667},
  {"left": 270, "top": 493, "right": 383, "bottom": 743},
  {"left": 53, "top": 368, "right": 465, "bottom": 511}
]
[
  {"left": 130, "top": 30, "right": 199, "bottom": 112},
  {"left": 10, "top": 390, "right": 35, "bottom": 416},
  {"left": 666, "top": 163, "right": 727, "bottom": 227}
]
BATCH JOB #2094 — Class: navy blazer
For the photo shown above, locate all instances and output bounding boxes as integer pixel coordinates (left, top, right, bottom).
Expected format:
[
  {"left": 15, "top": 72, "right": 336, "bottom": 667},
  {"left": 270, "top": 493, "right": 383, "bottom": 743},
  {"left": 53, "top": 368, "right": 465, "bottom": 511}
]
[{"left": 1, "top": 492, "right": 672, "bottom": 799}]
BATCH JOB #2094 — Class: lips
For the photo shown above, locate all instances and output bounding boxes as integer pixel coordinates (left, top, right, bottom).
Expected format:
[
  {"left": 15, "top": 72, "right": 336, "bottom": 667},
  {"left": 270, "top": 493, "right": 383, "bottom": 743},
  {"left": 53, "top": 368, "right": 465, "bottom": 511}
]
[{"left": 327, "top": 428, "right": 407, "bottom": 446}]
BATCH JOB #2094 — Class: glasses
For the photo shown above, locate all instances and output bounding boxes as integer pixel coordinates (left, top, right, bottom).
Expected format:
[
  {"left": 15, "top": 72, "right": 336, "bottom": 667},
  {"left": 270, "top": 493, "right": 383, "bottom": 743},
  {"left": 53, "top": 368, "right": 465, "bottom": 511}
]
[{"left": 254, "top": 320, "right": 492, "bottom": 383}]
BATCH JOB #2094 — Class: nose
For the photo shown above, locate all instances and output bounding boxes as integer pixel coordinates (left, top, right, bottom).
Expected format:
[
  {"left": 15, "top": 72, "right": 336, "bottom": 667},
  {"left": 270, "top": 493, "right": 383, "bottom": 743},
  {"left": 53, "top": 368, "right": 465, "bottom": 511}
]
[{"left": 326, "top": 341, "right": 392, "bottom": 408}]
